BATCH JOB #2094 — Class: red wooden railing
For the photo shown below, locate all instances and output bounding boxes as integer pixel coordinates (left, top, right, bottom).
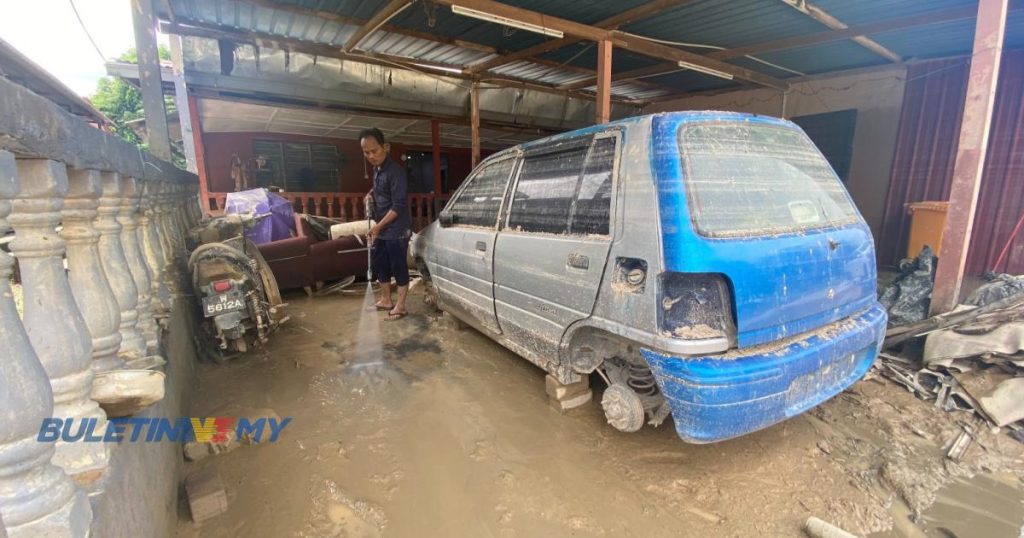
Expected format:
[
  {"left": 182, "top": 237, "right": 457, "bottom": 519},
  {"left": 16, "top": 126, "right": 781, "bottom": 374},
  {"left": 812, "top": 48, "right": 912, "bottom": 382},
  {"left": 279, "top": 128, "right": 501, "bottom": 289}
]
[{"left": 206, "top": 192, "right": 449, "bottom": 232}]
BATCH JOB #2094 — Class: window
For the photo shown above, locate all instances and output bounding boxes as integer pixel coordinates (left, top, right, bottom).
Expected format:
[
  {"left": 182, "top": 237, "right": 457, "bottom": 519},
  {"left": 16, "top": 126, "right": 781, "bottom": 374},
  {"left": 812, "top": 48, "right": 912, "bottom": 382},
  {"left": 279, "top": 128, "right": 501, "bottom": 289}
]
[
  {"left": 508, "top": 139, "right": 591, "bottom": 234},
  {"left": 251, "top": 140, "right": 342, "bottom": 192},
  {"left": 570, "top": 136, "right": 616, "bottom": 235},
  {"left": 445, "top": 158, "right": 515, "bottom": 227},
  {"left": 679, "top": 122, "right": 859, "bottom": 238}
]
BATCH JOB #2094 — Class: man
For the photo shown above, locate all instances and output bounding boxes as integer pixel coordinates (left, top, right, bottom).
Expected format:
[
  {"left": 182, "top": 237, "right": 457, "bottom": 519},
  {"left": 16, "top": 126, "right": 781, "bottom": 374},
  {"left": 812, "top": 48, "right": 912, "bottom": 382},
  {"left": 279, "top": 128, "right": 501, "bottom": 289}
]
[{"left": 360, "top": 128, "right": 411, "bottom": 320}]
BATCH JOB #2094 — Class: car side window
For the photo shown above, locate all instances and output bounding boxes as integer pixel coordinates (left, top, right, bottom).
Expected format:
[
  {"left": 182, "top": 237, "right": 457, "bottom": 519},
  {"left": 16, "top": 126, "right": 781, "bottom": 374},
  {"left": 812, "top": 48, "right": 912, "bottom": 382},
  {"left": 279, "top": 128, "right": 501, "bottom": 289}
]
[
  {"left": 507, "top": 138, "right": 591, "bottom": 234},
  {"left": 446, "top": 158, "right": 516, "bottom": 227},
  {"left": 570, "top": 136, "right": 617, "bottom": 235}
]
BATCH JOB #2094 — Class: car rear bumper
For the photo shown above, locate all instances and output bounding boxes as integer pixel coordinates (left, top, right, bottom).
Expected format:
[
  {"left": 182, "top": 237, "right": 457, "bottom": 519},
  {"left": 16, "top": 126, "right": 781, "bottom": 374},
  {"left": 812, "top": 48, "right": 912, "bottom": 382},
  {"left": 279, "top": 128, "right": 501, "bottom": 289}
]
[{"left": 640, "top": 303, "right": 887, "bottom": 443}]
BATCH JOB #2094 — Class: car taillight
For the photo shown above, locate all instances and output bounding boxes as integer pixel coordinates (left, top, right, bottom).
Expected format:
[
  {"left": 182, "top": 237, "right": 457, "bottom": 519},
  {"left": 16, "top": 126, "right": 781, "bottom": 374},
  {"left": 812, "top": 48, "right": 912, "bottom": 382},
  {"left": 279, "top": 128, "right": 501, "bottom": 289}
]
[
  {"left": 212, "top": 279, "right": 232, "bottom": 293},
  {"left": 658, "top": 273, "right": 735, "bottom": 341}
]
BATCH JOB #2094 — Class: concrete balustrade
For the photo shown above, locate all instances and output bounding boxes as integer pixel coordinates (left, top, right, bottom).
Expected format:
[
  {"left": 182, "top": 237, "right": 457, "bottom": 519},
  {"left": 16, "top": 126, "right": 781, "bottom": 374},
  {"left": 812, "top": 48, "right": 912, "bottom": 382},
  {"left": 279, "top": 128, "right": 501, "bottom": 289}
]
[
  {"left": 138, "top": 180, "right": 172, "bottom": 316},
  {"left": 97, "top": 172, "right": 148, "bottom": 361},
  {"left": 118, "top": 177, "right": 160, "bottom": 354},
  {"left": 0, "top": 151, "right": 93, "bottom": 538},
  {"left": 1, "top": 70, "right": 199, "bottom": 537},
  {"left": 8, "top": 159, "right": 110, "bottom": 479},
  {"left": 64, "top": 169, "right": 124, "bottom": 374}
]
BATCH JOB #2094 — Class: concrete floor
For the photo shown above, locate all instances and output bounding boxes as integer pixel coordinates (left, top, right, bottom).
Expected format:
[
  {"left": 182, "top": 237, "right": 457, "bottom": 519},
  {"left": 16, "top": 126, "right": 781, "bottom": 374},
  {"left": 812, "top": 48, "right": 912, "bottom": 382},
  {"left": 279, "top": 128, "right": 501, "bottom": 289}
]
[{"left": 174, "top": 286, "right": 1024, "bottom": 538}]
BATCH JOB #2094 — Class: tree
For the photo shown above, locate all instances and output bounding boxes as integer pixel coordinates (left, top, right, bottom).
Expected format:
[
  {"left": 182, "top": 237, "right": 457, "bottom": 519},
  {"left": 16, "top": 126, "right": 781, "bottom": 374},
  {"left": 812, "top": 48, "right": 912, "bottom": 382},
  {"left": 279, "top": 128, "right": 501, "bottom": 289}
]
[{"left": 90, "top": 46, "right": 184, "bottom": 167}]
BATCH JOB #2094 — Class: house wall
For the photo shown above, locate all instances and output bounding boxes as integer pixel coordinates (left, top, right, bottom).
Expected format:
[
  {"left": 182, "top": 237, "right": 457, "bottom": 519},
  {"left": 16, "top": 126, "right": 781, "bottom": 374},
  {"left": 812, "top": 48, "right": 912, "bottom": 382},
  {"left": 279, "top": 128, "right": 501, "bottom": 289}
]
[
  {"left": 646, "top": 66, "right": 909, "bottom": 239},
  {"left": 200, "top": 131, "right": 485, "bottom": 194}
]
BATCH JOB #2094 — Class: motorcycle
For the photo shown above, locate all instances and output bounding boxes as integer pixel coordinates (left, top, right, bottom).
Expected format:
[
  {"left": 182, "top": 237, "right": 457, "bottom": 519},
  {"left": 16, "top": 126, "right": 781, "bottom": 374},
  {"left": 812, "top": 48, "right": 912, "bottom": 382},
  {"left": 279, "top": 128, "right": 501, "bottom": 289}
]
[{"left": 188, "top": 213, "right": 286, "bottom": 363}]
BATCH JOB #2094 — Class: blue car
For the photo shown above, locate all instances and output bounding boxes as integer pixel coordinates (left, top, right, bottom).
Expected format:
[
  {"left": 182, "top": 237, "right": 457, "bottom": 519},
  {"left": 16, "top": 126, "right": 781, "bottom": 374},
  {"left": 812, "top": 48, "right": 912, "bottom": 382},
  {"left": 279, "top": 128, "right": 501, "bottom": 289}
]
[{"left": 412, "top": 111, "right": 886, "bottom": 443}]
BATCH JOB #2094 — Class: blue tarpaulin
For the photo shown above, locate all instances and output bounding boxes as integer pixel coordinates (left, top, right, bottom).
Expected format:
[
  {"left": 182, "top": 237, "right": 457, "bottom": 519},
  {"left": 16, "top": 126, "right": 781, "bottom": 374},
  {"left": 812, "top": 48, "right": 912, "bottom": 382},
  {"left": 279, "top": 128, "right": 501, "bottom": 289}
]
[{"left": 224, "top": 188, "right": 295, "bottom": 245}]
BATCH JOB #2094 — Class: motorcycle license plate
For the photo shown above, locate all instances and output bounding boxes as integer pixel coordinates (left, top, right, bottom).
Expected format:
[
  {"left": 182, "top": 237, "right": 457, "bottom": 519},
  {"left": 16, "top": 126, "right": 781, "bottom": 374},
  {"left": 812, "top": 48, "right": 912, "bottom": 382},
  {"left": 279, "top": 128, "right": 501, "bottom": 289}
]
[{"left": 202, "top": 293, "right": 245, "bottom": 317}]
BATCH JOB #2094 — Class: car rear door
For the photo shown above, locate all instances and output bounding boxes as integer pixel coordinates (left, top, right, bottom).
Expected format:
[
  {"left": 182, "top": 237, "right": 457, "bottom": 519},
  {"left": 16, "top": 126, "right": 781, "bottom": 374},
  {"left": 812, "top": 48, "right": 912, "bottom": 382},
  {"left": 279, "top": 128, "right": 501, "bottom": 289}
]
[
  {"left": 431, "top": 156, "right": 518, "bottom": 334},
  {"left": 493, "top": 132, "right": 620, "bottom": 360}
]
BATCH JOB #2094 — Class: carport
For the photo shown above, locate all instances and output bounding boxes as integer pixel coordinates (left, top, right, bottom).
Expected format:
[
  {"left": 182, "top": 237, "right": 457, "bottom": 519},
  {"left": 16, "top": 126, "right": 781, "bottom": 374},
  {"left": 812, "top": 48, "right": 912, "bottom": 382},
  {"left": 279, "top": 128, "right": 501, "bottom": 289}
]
[{"left": 121, "top": 0, "right": 1024, "bottom": 315}]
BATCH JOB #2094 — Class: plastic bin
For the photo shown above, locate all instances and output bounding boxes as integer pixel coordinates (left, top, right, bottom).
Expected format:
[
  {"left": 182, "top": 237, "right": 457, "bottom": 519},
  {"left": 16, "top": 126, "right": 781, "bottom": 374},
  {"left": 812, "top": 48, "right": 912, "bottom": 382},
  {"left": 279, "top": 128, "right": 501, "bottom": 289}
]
[{"left": 906, "top": 201, "right": 949, "bottom": 258}]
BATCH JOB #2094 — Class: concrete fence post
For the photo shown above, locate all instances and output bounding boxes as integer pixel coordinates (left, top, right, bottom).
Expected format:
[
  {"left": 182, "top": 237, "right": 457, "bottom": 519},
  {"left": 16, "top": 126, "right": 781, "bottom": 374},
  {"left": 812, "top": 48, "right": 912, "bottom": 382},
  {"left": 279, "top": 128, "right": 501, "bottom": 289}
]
[
  {"left": 0, "top": 151, "right": 92, "bottom": 538},
  {"left": 8, "top": 159, "right": 110, "bottom": 479},
  {"left": 119, "top": 177, "right": 160, "bottom": 355},
  {"left": 97, "top": 172, "right": 148, "bottom": 361},
  {"left": 64, "top": 169, "right": 124, "bottom": 374}
]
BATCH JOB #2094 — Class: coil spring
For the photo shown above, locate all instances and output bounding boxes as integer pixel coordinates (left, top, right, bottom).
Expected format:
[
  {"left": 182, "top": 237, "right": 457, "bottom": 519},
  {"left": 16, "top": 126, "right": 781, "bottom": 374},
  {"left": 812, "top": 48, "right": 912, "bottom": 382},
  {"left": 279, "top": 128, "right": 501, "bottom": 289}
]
[{"left": 627, "top": 363, "right": 658, "bottom": 396}]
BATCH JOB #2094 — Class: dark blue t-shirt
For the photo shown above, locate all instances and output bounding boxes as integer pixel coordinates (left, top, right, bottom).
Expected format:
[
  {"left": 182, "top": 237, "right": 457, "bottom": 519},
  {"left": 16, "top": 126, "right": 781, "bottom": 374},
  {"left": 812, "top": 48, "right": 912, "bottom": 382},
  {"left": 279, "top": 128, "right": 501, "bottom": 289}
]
[{"left": 372, "top": 156, "right": 411, "bottom": 240}]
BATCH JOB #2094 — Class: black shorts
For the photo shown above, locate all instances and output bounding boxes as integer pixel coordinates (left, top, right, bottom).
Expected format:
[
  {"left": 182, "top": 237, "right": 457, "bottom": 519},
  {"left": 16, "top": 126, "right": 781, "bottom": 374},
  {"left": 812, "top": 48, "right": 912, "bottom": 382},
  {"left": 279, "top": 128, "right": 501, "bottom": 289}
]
[{"left": 372, "top": 236, "right": 410, "bottom": 286}]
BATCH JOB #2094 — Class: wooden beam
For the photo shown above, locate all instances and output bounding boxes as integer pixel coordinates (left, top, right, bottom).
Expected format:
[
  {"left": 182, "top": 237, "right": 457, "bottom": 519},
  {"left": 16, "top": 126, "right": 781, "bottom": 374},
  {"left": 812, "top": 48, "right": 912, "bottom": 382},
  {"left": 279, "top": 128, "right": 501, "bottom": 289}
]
[
  {"left": 470, "top": 82, "right": 481, "bottom": 167},
  {"left": 343, "top": 0, "right": 412, "bottom": 52},
  {"left": 711, "top": 6, "right": 980, "bottom": 61},
  {"left": 131, "top": 0, "right": 172, "bottom": 160},
  {"left": 779, "top": 0, "right": 901, "bottom": 62},
  {"left": 560, "top": 63, "right": 682, "bottom": 91},
  {"left": 431, "top": 119, "right": 442, "bottom": 193},
  {"left": 437, "top": 0, "right": 786, "bottom": 89},
  {"left": 467, "top": 0, "right": 693, "bottom": 74},
  {"left": 161, "top": 20, "right": 647, "bottom": 104},
  {"left": 595, "top": 40, "right": 612, "bottom": 123},
  {"left": 188, "top": 93, "right": 211, "bottom": 212},
  {"left": 931, "top": 0, "right": 1009, "bottom": 314}
]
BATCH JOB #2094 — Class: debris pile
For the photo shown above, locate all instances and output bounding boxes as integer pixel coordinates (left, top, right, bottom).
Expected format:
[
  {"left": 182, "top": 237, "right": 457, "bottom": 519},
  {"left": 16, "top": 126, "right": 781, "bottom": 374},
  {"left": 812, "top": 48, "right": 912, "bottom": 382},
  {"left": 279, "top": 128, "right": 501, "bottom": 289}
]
[
  {"left": 879, "top": 246, "right": 937, "bottom": 325},
  {"left": 875, "top": 274, "right": 1024, "bottom": 445}
]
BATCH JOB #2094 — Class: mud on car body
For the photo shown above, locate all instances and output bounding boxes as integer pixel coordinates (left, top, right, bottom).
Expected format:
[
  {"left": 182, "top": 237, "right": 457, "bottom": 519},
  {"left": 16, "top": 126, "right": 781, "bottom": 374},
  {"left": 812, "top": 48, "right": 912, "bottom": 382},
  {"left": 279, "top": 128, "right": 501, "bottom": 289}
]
[{"left": 411, "top": 111, "right": 886, "bottom": 443}]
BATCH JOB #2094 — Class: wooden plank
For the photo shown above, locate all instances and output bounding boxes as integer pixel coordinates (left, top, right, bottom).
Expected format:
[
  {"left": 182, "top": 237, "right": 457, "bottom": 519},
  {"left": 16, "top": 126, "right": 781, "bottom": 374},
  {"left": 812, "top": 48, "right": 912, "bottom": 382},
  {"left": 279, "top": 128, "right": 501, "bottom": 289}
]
[
  {"left": 187, "top": 93, "right": 210, "bottom": 213},
  {"left": 470, "top": 83, "right": 481, "bottom": 167},
  {"left": 131, "top": 0, "right": 172, "bottom": 160},
  {"left": 778, "top": 0, "right": 901, "bottom": 62},
  {"left": 931, "top": 0, "right": 1009, "bottom": 314},
  {"left": 343, "top": 0, "right": 413, "bottom": 52},
  {"left": 596, "top": 40, "right": 612, "bottom": 124}
]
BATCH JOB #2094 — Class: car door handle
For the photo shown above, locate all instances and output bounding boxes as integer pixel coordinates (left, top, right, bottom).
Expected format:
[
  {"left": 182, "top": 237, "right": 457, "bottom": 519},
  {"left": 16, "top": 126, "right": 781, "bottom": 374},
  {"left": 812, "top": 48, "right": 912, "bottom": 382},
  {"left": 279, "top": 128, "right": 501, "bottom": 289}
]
[
  {"left": 567, "top": 252, "right": 589, "bottom": 270},
  {"left": 475, "top": 241, "right": 487, "bottom": 252}
]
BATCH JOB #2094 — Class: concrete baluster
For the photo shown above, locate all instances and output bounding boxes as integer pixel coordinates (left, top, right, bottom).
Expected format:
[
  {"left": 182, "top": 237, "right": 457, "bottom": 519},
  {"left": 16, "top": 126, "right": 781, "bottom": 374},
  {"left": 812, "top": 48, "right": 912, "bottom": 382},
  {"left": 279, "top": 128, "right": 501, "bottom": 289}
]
[
  {"left": 138, "top": 181, "right": 171, "bottom": 316},
  {"left": 64, "top": 169, "right": 124, "bottom": 374},
  {"left": 153, "top": 184, "right": 176, "bottom": 274},
  {"left": 118, "top": 177, "right": 159, "bottom": 354},
  {"left": 8, "top": 159, "right": 109, "bottom": 479},
  {"left": 0, "top": 152, "right": 92, "bottom": 538},
  {"left": 97, "top": 172, "right": 147, "bottom": 360}
]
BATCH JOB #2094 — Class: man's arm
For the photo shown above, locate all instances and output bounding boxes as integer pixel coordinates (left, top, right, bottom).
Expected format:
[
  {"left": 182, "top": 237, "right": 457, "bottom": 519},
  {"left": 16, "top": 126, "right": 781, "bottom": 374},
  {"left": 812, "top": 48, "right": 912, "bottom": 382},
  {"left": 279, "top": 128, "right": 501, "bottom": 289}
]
[{"left": 369, "top": 166, "right": 407, "bottom": 241}]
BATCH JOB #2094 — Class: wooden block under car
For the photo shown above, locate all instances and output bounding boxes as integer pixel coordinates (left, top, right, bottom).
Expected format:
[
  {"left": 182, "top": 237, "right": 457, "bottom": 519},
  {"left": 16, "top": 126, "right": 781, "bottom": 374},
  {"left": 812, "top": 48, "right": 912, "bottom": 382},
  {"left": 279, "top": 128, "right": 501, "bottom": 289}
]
[
  {"left": 549, "top": 389, "right": 593, "bottom": 413},
  {"left": 185, "top": 467, "right": 228, "bottom": 523},
  {"left": 545, "top": 374, "right": 590, "bottom": 400}
]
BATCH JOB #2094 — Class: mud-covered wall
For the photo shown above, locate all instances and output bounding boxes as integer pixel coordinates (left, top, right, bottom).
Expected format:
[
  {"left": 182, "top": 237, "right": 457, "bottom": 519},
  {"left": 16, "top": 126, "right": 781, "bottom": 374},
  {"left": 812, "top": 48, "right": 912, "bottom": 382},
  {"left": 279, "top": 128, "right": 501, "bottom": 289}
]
[
  {"left": 89, "top": 299, "right": 199, "bottom": 538},
  {"left": 647, "top": 66, "right": 908, "bottom": 239}
]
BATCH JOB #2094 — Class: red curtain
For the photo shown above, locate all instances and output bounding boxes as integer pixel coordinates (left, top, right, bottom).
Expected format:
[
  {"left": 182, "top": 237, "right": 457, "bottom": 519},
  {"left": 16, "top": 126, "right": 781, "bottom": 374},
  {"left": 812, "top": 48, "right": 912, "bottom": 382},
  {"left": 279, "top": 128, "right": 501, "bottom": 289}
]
[{"left": 880, "top": 50, "right": 1024, "bottom": 275}]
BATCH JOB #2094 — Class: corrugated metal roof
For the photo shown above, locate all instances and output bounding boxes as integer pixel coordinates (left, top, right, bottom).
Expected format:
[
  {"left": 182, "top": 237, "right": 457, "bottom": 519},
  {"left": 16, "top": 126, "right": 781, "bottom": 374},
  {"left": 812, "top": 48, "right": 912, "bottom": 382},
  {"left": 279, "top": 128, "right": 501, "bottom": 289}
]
[{"left": 165, "top": 0, "right": 1024, "bottom": 101}]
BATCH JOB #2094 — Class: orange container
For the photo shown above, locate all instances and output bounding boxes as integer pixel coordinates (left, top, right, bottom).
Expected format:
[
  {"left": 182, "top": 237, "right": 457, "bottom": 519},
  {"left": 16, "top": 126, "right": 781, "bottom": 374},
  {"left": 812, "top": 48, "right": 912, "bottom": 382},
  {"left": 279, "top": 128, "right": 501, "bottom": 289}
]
[{"left": 905, "top": 201, "right": 949, "bottom": 258}]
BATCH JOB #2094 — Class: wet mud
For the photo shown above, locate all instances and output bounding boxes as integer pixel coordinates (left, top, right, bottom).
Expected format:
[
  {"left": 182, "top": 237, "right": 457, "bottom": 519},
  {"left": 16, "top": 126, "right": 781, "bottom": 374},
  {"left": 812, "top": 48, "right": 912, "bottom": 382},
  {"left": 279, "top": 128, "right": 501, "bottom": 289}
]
[{"left": 175, "top": 288, "right": 1024, "bottom": 537}]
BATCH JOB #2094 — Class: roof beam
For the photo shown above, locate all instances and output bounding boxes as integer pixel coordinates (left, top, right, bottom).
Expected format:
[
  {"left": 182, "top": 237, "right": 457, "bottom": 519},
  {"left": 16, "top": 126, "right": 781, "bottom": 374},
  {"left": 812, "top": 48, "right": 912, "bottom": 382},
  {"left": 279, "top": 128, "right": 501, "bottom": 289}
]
[
  {"left": 711, "top": 5, "right": 1020, "bottom": 60},
  {"left": 160, "top": 19, "right": 647, "bottom": 104},
  {"left": 227, "top": 0, "right": 677, "bottom": 96},
  {"left": 467, "top": 0, "right": 694, "bottom": 73},
  {"left": 435, "top": 0, "right": 787, "bottom": 89},
  {"left": 343, "top": 0, "right": 413, "bottom": 52},
  {"left": 559, "top": 63, "right": 683, "bottom": 91},
  {"left": 778, "top": 0, "right": 901, "bottom": 62}
]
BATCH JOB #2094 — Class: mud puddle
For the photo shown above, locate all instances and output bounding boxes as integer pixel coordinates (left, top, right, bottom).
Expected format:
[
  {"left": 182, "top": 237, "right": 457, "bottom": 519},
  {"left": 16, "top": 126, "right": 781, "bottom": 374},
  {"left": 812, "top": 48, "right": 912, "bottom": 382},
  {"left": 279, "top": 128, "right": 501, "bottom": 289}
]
[{"left": 176, "top": 287, "right": 1024, "bottom": 537}]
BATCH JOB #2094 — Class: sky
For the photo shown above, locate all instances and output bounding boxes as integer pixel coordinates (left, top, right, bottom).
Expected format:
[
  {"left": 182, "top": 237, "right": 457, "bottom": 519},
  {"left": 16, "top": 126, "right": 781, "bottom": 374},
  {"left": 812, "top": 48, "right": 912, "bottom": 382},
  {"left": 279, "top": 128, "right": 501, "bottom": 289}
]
[{"left": 0, "top": 0, "right": 168, "bottom": 97}]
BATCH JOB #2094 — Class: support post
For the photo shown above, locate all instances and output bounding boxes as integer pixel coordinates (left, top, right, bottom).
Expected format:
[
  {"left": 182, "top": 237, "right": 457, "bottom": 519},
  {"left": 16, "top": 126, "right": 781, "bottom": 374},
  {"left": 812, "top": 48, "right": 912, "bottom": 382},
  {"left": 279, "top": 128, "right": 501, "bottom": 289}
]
[
  {"left": 470, "top": 82, "right": 481, "bottom": 168},
  {"left": 130, "top": 0, "right": 172, "bottom": 161},
  {"left": 170, "top": 36, "right": 198, "bottom": 173},
  {"left": 596, "top": 39, "right": 613, "bottom": 124},
  {"left": 431, "top": 120, "right": 442, "bottom": 194},
  {"left": 931, "top": 0, "right": 1008, "bottom": 314},
  {"left": 188, "top": 93, "right": 210, "bottom": 214}
]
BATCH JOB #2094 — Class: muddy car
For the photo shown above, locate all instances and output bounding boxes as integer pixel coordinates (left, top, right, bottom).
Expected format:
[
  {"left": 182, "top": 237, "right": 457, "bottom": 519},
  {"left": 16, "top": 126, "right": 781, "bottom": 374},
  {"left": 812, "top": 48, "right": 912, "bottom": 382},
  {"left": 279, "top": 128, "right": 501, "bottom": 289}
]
[{"left": 412, "top": 111, "right": 886, "bottom": 443}]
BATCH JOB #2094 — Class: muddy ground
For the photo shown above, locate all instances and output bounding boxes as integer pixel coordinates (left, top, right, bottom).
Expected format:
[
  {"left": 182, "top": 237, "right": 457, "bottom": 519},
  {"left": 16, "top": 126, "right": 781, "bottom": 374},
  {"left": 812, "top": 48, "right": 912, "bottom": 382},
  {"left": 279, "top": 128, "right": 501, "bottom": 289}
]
[{"left": 175, "top": 286, "right": 1024, "bottom": 537}]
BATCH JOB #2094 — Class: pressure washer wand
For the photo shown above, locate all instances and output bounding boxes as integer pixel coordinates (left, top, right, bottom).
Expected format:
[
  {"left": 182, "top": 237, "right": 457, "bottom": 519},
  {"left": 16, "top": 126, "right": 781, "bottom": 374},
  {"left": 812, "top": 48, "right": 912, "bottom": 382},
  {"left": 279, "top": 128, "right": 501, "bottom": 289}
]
[{"left": 365, "top": 194, "right": 374, "bottom": 281}]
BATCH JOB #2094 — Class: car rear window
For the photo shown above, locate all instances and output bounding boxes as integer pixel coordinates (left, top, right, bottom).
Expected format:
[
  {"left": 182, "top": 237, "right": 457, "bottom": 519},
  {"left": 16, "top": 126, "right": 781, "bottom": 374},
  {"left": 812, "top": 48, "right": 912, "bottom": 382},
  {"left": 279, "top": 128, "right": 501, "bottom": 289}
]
[{"left": 679, "top": 122, "right": 860, "bottom": 238}]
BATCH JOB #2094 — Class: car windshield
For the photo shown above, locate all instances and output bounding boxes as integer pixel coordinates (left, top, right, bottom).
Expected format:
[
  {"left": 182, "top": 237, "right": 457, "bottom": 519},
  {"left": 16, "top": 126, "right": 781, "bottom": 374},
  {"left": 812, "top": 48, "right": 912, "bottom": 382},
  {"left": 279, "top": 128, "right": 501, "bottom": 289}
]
[{"left": 679, "top": 122, "right": 859, "bottom": 237}]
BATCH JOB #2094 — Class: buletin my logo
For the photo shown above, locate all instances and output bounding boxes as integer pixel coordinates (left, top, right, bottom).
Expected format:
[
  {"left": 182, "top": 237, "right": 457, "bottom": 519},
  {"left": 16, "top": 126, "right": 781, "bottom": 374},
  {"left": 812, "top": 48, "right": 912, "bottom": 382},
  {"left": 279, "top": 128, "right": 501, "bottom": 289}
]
[{"left": 37, "top": 416, "right": 292, "bottom": 443}]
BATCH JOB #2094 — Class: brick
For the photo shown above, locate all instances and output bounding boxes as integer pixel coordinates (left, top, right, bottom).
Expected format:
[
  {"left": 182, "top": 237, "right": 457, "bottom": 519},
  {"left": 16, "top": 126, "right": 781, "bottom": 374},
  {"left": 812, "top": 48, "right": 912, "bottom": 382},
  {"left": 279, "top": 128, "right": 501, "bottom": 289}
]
[
  {"left": 185, "top": 467, "right": 228, "bottom": 523},
  {"left": 549, "top": 389, "right": 592, "bottom": 413},
  {"left": 545, "top": 374, "right": 589, "bottom": 401}
]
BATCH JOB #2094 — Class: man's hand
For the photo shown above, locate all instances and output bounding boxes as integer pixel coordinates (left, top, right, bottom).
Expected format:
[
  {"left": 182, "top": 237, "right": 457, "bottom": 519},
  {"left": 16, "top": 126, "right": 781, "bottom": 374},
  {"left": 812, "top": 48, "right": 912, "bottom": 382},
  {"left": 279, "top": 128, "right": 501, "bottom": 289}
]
[{"left": 368, "top": 224, "right": 381, "bottom": 244}]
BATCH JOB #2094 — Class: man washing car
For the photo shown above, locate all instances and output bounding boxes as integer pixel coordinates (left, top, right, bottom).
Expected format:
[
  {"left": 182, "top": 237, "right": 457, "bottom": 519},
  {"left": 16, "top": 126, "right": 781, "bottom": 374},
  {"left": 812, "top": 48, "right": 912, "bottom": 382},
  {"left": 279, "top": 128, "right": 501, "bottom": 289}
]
[{"left": 361, "top": 127, "right": 411, "bottom": 320}]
